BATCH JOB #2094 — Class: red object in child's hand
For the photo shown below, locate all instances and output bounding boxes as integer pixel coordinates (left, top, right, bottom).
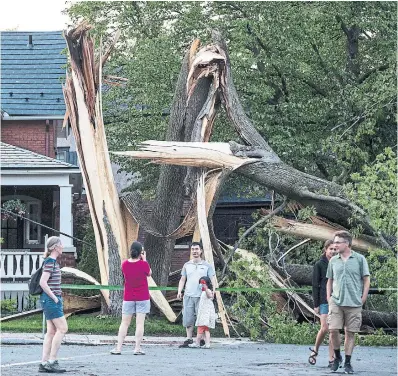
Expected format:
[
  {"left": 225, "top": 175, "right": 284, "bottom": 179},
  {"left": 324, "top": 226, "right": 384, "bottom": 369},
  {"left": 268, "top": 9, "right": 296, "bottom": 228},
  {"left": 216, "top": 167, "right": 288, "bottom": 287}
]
[{"left": 200, "top": 279, "right": 206, "bottom": 291}]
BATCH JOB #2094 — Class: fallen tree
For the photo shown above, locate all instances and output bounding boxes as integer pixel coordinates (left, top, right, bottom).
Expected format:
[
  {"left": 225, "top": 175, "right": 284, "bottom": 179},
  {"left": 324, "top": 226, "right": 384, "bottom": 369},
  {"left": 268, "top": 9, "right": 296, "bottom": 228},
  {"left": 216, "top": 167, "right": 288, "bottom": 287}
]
[{"left": 63, "top": 23, "right": 394, "bottom": 333}]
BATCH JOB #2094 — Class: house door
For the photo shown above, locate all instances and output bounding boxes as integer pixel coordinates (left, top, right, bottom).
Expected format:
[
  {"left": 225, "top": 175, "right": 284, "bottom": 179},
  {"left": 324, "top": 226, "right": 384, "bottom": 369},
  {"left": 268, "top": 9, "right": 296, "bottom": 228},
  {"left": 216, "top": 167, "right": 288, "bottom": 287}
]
[{"left": 1, "top": 217, "right": 24, "bottom": 249}]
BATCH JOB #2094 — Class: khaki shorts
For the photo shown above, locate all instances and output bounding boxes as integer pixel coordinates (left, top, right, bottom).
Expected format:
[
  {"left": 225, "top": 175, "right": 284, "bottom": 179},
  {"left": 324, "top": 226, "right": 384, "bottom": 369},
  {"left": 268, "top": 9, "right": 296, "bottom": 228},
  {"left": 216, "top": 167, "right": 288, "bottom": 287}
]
[
  {"left": 182, "top": 296, "right": 200, "bottom": 327},
  {"left": 328, "top": 299, "right": 362, "bottom": 332}
]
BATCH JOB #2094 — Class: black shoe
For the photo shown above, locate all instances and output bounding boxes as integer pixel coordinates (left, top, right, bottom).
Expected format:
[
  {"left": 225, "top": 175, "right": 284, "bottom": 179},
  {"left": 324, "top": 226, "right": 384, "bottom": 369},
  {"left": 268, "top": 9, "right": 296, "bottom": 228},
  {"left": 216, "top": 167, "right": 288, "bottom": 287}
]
[
  {"left": 200, "top": 339, "right": 206, "bottom": 347},
  {"left": 344, "top": 363, "right": 354, "bottom": 374},
  {"left": 179, "top": 338, "right": 193, "bottom": 348},
  {"left": 38, "top": 364, "right": 48, "bottom": 373},
  {"left": 43, "top": 361, "right": 66, "bottom": 373},
  {"left": 331, "top": 356, "right": 343, "bottom": 372},
  {"left": 328, "top": 360, "right": 334, "bottom": 369}
]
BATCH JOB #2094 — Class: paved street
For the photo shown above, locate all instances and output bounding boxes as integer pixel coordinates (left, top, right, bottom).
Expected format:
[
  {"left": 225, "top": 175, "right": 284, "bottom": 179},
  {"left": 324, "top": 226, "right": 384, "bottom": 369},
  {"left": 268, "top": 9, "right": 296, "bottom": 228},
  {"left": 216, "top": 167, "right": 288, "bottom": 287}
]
[{"left": 1, "top": 342, "right": 396, "bottom": 376}]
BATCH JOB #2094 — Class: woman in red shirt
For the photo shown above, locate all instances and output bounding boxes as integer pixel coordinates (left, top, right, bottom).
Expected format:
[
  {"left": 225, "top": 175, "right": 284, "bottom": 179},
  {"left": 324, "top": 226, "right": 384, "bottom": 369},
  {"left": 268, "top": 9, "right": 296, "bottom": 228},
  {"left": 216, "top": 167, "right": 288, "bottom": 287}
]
[{"left": 111, "top": 241, "right": 151, "bottom": 355}]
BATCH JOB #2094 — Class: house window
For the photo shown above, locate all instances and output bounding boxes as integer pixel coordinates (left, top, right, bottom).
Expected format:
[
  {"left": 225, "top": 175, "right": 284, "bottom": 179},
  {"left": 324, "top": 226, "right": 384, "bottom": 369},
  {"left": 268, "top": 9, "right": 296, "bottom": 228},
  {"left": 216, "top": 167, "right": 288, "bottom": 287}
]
[
  {"left": 1, "top": 217, "right": 23, "bottom": 248},
  {"left": 56, "top": 151, "right": 67, "bottom": 162},
  {"left": 24, "top": 201, "right": 42, "bottom": 245}
]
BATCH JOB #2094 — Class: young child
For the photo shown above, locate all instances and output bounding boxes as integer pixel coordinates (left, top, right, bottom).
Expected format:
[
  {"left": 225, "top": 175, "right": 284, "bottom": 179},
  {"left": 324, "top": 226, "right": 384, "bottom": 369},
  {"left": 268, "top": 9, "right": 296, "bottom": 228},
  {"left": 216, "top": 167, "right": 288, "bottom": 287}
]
[{"left": 188, "top": 276, "right": 216, "bottom": 349}]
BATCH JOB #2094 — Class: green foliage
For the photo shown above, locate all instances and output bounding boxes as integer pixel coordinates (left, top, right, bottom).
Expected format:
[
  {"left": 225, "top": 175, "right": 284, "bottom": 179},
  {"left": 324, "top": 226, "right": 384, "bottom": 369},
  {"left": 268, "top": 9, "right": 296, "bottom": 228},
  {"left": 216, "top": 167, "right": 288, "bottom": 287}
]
[
  {"left": 226, "top": 257, "right": 276, "bottom": 340},
  {"left": 266, "top": 315, "right": 320, "bottom": 344},
  {"left": 1, "top": 199, "right": 27, "bottom": 220},
  {"left": 25, "top": 296, "right": 39, "bottom": 311},
  {"left": 1, "top": 299, "right": 17, "bottom": 314},
  {"left": 356, "top": 329, "right": 397, "bottom": 347},
  {"left": 366, "top": 249, "right": 397, "bottom": 311},
  {"left": 238, "top": 214, "right": 323, "bottom": 266},
  {"left": 77, "top": 221, "right": 101, "bottom": 284},
  {"left": 345, "top": 148, "right": 397, "bottom": 235},
  {"left": 297, "top": 206, "right": 317, "bottom": 221}
]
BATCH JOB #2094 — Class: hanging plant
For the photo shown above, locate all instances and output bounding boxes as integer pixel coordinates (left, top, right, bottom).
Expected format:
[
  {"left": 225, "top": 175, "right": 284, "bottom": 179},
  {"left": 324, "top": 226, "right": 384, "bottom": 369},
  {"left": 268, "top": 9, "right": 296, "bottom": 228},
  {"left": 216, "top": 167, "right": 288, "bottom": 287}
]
[{"left": 1, "top": 199, "right": 27, "bottom": 221}]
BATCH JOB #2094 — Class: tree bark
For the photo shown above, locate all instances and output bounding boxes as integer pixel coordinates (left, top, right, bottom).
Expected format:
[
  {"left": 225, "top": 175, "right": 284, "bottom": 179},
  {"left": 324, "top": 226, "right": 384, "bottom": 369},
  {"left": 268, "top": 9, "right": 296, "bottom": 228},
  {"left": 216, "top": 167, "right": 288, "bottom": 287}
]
[{"left": 144, "top": 42, "right": 213, "bottom": 286}]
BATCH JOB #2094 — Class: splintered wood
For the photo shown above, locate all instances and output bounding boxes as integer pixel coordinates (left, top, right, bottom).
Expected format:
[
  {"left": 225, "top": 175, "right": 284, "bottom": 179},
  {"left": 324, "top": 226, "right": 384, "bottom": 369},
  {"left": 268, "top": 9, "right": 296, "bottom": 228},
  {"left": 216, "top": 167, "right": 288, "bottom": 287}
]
[{"left": 63, "top": 23, "right": 176, "bottom": 320}]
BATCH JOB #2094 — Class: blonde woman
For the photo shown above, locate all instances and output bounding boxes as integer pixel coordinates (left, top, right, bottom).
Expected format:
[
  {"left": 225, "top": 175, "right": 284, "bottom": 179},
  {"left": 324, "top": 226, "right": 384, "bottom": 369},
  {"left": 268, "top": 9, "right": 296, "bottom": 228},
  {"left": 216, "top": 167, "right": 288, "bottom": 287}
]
[{"left": 38, "top": 236, "right": 68, "bottom": 373}]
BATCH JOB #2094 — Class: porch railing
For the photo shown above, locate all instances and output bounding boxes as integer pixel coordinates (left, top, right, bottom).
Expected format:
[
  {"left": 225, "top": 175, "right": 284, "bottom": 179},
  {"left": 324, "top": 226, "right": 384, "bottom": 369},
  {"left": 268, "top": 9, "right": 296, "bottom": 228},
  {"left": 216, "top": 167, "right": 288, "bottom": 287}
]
[{"left": 0, "top": 250, "right": 44, "bottom": 280}]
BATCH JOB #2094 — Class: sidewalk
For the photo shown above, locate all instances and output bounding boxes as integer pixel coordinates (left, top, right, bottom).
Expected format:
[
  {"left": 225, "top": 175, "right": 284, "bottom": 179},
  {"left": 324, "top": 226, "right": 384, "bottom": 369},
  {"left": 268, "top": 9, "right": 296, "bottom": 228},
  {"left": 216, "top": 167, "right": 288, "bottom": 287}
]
[{"left": 1, "top": 332, "right": 252, "bottom": 346}]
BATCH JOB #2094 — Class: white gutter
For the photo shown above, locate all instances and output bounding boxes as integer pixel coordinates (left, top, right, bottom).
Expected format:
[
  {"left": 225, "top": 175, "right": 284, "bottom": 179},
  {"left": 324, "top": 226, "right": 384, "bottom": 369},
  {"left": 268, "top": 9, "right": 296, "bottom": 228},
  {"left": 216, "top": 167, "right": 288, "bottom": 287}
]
[
  {"left": 1, "top": 168, "right": 80, "bottom": 174},
  {"left": 2, "top": 115, "right": 64, "bottom": 120}
]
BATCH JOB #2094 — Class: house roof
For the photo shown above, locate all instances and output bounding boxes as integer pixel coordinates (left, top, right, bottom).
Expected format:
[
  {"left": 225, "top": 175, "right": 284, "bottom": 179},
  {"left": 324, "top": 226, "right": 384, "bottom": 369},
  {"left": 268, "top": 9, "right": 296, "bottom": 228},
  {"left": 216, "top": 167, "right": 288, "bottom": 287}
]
[
  {"left": 0, "top": 142, "right": 78, "bottom": 170},
  {"left": 1, "top": 31, "right": 67, "bottom": 116}
]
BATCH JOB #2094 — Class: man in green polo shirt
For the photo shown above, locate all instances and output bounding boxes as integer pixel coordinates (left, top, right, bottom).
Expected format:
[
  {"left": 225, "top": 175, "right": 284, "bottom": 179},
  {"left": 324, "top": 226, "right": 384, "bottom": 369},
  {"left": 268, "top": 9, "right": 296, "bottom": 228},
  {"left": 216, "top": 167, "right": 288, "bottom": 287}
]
[{"left": 326, "top": 230, "right": 370, "bottom": 374}]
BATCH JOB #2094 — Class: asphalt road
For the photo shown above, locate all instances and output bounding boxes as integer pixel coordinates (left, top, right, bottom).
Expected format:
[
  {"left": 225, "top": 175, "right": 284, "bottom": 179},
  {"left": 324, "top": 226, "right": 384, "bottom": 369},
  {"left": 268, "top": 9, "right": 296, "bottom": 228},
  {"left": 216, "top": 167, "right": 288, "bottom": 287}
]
[{"left": 1, "top": 343, "right": 396, "bottom": 376}]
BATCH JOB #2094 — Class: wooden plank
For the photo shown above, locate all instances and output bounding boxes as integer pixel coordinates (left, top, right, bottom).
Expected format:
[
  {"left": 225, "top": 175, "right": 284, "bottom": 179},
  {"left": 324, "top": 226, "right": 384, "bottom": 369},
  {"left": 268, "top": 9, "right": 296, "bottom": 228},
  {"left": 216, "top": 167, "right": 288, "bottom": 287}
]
[
  {"left": 196, "top": 172, "right": 230, "bottom": 337},
  {"left": 121, "top": 201, "right": 139, "bottom": 252},
  {"left": 271, "top": 216, "right": 378, "bottom": 252}
]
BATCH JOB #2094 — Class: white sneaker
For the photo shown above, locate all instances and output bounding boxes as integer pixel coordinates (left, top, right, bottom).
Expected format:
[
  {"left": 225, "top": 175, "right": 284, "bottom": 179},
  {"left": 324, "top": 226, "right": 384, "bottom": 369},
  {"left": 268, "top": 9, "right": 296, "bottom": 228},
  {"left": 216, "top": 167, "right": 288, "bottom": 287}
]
[
  {"left": 201, "top": 344, "right": 211, "bottom": 349},
  {"left": 188, "top": 343, "right": 200, "bottom": 348}
]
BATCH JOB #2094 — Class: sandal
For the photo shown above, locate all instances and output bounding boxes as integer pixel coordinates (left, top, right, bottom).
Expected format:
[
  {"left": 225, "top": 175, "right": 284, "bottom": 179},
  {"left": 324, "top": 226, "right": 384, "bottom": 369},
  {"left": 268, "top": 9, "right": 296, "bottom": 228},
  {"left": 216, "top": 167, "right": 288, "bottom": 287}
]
[
  {"left": 308, "top": 347, "right": 318, "bottom": 365},
  {"left": 110, "top": 349, "right": 121, "bottom": 355},
  {"left": 133, "top": 350, "right": 145, "bottom": 355}
]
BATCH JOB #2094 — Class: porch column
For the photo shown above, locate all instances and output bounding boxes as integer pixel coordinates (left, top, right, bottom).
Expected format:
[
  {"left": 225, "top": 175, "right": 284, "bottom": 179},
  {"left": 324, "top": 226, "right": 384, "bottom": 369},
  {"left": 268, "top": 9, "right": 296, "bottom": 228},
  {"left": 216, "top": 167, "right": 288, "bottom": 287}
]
[{"left": 59, "top": 184, "right": 73, "bottom": 247}]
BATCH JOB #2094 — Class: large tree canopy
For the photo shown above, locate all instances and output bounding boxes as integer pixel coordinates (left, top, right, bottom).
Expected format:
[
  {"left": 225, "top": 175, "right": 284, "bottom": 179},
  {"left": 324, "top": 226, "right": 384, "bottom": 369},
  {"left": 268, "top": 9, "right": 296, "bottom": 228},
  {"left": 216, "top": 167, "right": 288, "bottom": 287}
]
[{"left": 66, "top": 1, "right": 396, "bottom": 189}]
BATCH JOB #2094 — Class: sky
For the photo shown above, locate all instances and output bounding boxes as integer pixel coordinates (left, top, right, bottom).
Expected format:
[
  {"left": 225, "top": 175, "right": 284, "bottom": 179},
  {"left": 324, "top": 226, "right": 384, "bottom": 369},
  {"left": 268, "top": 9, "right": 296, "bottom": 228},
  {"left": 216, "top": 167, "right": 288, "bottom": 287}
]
[{"left": 1, "top": 0, "right": 74, "bottom": 31}]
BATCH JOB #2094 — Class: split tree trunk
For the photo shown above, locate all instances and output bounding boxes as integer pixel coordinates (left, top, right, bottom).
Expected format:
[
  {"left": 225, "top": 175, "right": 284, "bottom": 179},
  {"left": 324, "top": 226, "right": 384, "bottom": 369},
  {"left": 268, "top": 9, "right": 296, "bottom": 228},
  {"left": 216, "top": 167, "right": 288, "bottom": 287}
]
[
  {"left": 144, "top": 40, "right": 214, "bottom": 287},
  {"left": 63, "top": 23, "right": 128, "bottom": 315}
]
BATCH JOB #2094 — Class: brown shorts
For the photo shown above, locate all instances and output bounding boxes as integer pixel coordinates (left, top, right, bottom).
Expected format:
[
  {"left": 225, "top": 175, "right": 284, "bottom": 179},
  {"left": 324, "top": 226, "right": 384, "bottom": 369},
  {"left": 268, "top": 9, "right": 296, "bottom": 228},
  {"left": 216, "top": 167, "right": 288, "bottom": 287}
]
[{"left": 328, "top": 299, "right": 362, "bottom": 332}]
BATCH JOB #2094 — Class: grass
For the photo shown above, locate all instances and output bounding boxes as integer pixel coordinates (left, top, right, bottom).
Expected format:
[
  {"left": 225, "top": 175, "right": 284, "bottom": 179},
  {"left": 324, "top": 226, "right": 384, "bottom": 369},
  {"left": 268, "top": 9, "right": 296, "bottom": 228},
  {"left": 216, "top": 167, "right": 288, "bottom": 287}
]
[
  {"left": 1, "top": 313, "right": 226, "bottom": 337},
  {"left": 2, "top": 314, "right": 396, "bottom": 346}
]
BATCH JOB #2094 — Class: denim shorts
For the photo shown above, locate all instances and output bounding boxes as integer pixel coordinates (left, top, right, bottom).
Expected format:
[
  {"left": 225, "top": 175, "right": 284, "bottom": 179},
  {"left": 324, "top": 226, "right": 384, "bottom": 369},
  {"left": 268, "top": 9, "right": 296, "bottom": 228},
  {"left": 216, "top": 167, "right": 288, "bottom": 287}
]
[
  {"left": 41, "top": 293, "right": 64, "bottom": 320},
  {"left": 319, "top": 303, "right": 329, "bottom": 315},
  {"left": 122, "top": 300, "right": 150, "bottom": 315}
]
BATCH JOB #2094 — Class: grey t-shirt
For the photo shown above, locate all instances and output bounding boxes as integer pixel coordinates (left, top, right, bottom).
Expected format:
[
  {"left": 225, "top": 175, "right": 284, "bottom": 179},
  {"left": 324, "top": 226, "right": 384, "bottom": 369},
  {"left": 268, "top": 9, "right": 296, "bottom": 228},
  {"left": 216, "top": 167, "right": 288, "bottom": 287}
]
[
  {"left": 181, "top": 260, "right": 215, "bottom": 297},
  {"left": 326, "top": 251, "right": 370, "bottom": 307}
]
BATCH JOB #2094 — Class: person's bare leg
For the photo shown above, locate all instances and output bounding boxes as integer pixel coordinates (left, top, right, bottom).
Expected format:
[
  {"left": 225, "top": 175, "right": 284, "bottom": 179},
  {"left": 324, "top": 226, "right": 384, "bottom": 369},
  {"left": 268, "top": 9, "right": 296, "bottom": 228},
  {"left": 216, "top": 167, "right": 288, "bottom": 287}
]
[
  {"left": 195, "top": 331, "right": 202, "bottom": 345},
  {"left": 329, "top": 329, "right": 341, "bottom": 356},
  {"left": 204, "top": 330, "right": 211, "bottom": 346},
  {"left": 313, "top": 314, "right": 329, "bottom": 353},
  {"left": 42, "top": 320, "right": 56, "bottom": 363},
  {"left": 328, "top": 336, "right": 334, "bottom": 362},
  {"left": 134, "top": 313, "right": 146, "bottom": 352},
  {"left": 115, "top": 314, "right": 133, "bottom": 352},
  {"left": 344, "top": 330, "right": 355, "bottom": 356},
  {"left": 186, "top": 325, "right": 194, "bottom": 340},
  {"left": 49, "top": 316, "right": 68, "bottom": 361}
]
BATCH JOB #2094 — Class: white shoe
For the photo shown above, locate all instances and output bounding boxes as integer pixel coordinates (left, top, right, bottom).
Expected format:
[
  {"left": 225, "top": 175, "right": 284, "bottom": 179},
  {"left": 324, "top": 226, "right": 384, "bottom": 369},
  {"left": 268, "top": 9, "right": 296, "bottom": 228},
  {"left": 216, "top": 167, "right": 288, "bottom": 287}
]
[
  {"left": 201, "top": 344, "right": 211, "bottom": 349},
  {"left": 188, "top": 343, "right": 200, "bottom": 348}
]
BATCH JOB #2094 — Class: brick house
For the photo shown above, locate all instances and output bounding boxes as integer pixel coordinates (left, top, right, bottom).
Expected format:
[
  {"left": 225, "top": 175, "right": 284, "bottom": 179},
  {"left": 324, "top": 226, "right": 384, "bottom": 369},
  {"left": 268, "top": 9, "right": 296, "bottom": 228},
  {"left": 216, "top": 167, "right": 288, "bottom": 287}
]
[{"left": 1, "top": 31, "right": 81, "bottom": 310}]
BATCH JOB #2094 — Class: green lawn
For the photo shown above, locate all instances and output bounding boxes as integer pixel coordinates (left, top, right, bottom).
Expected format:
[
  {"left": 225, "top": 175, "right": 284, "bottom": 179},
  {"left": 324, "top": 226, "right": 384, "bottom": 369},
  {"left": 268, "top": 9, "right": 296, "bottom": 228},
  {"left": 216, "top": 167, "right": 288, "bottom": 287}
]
[{"left": 1, "top": 313, "right": 226, "bottom": 337}]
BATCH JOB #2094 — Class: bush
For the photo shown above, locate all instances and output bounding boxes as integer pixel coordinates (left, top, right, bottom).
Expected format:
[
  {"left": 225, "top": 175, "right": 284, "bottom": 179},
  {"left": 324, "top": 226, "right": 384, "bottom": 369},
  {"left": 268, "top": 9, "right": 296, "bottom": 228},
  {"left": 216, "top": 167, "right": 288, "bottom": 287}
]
[
  {"left": 77, "top": 221, "right": 101, "bottom": 284},
  {"left": 266, "top": 314, "right": 320, "bottom": 344},
  {"left": 1, "top": 299, "right": 17, "bottom": 314}
]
